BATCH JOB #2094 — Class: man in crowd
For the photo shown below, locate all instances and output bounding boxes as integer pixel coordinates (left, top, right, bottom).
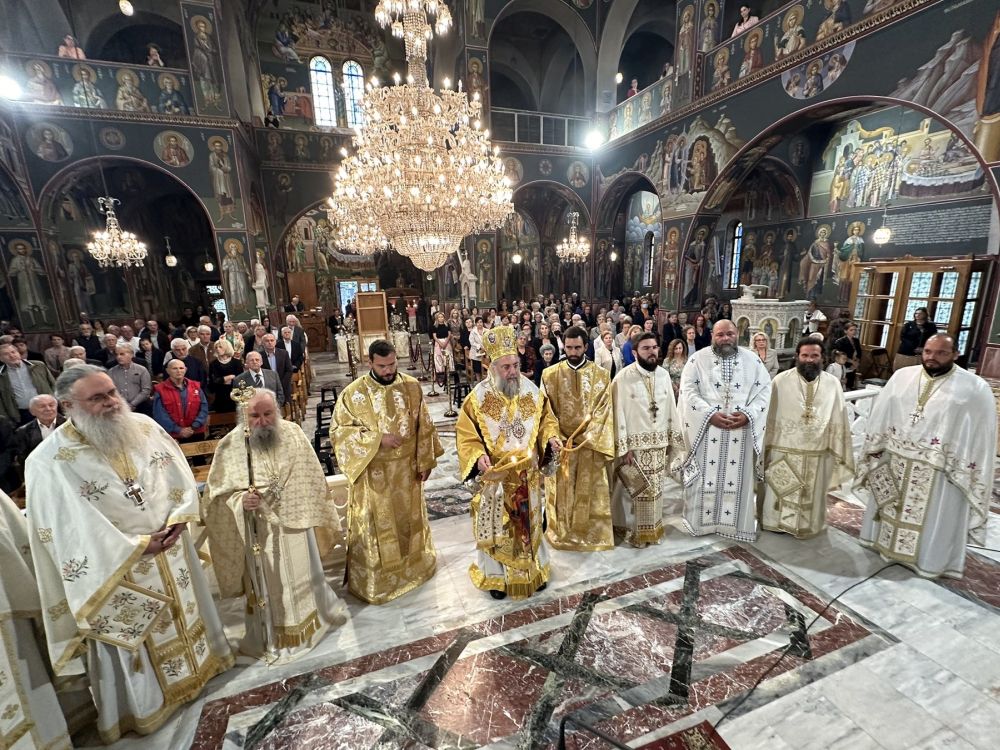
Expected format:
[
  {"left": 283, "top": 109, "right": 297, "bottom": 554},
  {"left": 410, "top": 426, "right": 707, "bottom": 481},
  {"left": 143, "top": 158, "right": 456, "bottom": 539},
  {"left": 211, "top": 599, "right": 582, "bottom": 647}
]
[
  {"left": 456, "top": 326, "right": 562, "bottom": 600},
  {"left": 204, "top": 388, "right": 346, "bottom": 658},
  {"left": 856, "top": 334, "right": 995, "bottom": 578},
  {"left": 285, "top": 314, "right": 308, "bottom": 349},
  {"left": 803, "top": 300, "right": 827, "bottom": 335},
  {"left": 26, "top": 365, "right": 232, "bottom": 743},
  {"left": 284, "top": 294, "right": 305, "bottom": 313},
  {"left": 541, "top": 325, "right": 615, "bottom": 551},
  {"left": 98, "top": 333, "right": 120, "bottom": 368},
  {"left": 678, "top": 320, "right": 771, "bottom": 541},
  {"left": 244, "top": 323, "right": 267, "bottom": 354},
  {"left": 14, "top": 394, "right": 64, "bottom": 464},
  {"left": 189, "top": 325, "right": 216, "bottom": 371},
  {"left": 331, "top": 340, "right": 443, "bottom": 603},
  {"left": 118, "top": 324, "right": 140, "bottom": 351},
  {"left": 279, "top": 325, "right": 305, "bottom": 371},
  {"left": 0, "top": 490, "right": 81, "bottom": 748},
  {"left": 261, "top": 333, "right": 292, "bottom": 406},
  {"left": 109, "top": 343, "right": 152, "bottom": 415},
  {"left": 611, "top": 332, "right": 683, "bottom": 546},
  {"left": 761, "top": 338, "right": 854, "bottom": 538},
  {"left": 43, "top": 333, "right": 71, "bottom": 376},
  {"left": 234, "top": 351, "right": 284, "bottom": 404},
  {"left": 141, "top": 319, "right": 170, "bottom": 351},
  {"left": 0, "top": 341, "right": 55, "bottom": 424},
  {"left": 162, "top": 338, "right": 205, "bottom": 385},
  {"left": 72, "top": 321, "right": 102, "bottom": 360},
  {"left": 152, "top": 359, "right": 208, "bottom": 442}
]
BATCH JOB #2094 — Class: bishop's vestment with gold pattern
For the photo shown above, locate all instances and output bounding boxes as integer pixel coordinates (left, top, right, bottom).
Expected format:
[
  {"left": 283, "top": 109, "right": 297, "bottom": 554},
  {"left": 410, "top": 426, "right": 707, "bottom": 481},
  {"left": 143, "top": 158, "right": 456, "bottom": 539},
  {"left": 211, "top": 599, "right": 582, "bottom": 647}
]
[
  {"left": 856, "top": 365, "right": 995, "bottom": 578},
  {"left": 541, "top": 359, "right": 615, "bottom": 550},
  {"left": 203, "top": 418, "right": 347, "bottom": 661},
  {"left": 457, "top": 373, "right": 560, "bottom": 599},
  {"left": 331, "top": 372, "right": 443, "bottom": 604},
  {"left": 762, "top": 369, "right": 854, "bottom": 538},
  {"left": 25, "top": 415, "right": 232, "bottom": 744}
]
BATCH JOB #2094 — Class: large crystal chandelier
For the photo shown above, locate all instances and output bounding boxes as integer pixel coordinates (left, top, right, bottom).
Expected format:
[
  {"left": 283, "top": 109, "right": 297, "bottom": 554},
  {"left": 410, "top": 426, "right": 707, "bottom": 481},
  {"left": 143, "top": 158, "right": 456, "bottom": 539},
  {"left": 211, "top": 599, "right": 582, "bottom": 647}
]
[
  {"left": 555, "top": 211, "right": 590, "bottom": 264},
  {"left": 87, "top": 196, "right": 147, "bottom": 267},
  {"left": 329, "top": 0, "right": 512, "bottom": 271}
]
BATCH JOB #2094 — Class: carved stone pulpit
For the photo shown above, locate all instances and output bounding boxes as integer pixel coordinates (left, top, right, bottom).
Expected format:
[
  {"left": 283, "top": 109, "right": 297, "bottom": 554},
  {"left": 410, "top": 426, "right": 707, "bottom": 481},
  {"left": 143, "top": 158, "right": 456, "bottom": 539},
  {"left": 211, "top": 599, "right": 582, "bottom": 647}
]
[{"left": 731, "top": 285, "right": 808, "bottom": 351}]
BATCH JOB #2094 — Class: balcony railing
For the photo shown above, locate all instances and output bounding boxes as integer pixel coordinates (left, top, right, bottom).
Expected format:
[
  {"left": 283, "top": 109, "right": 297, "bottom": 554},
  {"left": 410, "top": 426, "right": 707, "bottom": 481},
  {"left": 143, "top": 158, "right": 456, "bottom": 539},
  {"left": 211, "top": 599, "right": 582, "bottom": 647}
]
[
  {"left": 6, "top": 53, "right": 197, "bottom": 117},
  {"left": 491, "top": 107, "right": 591, "bottom": 148}
]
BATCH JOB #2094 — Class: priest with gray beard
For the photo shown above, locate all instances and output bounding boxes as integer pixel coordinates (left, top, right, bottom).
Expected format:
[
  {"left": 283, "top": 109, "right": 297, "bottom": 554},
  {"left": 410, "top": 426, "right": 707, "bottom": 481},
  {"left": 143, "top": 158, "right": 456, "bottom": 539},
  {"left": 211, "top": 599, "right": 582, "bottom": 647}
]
[
  {"left": 25, "top": 365, "right": 233, "bottom": 744},
  {"left": 203, "top": 389, "right": 346, "bottom": 661},
  {"left": 678, "top": 320, "right": 771, "bottom": 541}
]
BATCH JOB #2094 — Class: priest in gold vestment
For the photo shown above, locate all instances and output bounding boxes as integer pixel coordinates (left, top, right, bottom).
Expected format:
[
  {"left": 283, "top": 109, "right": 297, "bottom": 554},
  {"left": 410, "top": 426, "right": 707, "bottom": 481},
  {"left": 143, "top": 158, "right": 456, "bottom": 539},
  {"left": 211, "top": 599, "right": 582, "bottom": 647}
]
[
  {"left": 540, "top": 325, "right": 615, "bottom": 550},
  {"left": 331, "top": 339, "right": 443, "bottom": 604},
  {"left": 203, "top": 389, "right": 347, "bottom": 661},
  {"left": 26, "top": 366, "right": 232, "bottom": 744},
  {"left": 761, "top": 338, "right": 854, "bottom": 538},
  {"left": 456, "top": 326, "right": 563, "bottom": 600}
]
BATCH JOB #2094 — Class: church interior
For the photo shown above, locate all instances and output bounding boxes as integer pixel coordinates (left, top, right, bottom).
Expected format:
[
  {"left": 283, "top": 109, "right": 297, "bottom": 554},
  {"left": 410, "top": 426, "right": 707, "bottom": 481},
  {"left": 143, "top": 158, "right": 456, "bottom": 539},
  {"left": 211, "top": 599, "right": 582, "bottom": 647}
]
[{"left": 1, "top": 0, "right": 1000, "bottom": 748}]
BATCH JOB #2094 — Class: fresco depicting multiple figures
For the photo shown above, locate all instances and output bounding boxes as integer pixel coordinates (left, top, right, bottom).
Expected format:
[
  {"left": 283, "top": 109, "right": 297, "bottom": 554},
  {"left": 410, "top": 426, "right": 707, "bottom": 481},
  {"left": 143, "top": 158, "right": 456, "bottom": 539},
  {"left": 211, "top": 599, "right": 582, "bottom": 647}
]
[
  {"left": 622, "top": 191, "right": 662, "bottom": 292},
  {"left": 781, "top": 42, "right": 854, "bottom": 99}
]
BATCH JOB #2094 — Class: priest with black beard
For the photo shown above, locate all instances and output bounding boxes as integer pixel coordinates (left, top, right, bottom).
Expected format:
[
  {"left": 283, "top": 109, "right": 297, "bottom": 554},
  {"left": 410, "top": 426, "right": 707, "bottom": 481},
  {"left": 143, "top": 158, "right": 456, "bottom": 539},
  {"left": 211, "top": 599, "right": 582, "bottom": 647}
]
[{"left": 760, "top": 338, "right": 854, "bottom": 538}]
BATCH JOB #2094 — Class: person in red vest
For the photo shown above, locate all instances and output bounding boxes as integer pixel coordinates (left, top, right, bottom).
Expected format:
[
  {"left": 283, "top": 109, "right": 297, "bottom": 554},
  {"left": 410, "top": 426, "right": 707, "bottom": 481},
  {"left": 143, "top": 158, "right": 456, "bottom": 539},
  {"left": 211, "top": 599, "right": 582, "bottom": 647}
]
[{"left": 152, "top": 359, "right": 208, "bottom": 443}]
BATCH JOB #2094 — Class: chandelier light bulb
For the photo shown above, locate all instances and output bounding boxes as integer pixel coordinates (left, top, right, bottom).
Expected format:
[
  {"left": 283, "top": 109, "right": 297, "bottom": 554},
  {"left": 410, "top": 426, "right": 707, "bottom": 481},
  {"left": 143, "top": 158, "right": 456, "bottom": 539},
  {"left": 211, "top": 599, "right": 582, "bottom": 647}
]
[
  {"left": 609, "top": 250, "right": 618, "bottom": 262},
  {"left": 615, "top": 72, "right": 624, "bottom": 84},
  {"left": 119, "top": 0, "right": 134, "bottom": 16}
]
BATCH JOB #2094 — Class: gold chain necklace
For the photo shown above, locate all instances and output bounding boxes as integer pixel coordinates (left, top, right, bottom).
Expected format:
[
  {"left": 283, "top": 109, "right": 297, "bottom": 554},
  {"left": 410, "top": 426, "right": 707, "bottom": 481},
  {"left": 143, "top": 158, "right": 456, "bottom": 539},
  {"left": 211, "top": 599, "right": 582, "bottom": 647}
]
[
  {"left": 910, "top": 368, "right": 954, "bottom": 425},
  {"left": 798, "top": 373, "right": 817, "bottom": 424},
  {"left": 640, "top": 368, "right": 660, "bottom": 420}
]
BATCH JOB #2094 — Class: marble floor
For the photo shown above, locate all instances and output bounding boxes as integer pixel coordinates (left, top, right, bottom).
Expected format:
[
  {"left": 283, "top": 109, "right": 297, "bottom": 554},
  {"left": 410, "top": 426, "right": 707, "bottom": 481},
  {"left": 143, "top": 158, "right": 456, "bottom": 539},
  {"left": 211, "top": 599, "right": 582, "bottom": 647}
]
[{"left": 82, "top": 353, "right": 1000, "bottom": 750}]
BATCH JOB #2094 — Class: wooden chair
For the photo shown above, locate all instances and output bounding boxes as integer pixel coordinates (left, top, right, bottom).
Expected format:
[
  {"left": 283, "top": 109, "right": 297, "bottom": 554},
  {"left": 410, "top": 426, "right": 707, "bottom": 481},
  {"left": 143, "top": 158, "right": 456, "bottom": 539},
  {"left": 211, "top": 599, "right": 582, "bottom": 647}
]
[
  {"left": 180, "top": 438, "right": 222, "bottom": 483},
  {"left": 206, "top": 411, "right": 238, "bottom": 439}
]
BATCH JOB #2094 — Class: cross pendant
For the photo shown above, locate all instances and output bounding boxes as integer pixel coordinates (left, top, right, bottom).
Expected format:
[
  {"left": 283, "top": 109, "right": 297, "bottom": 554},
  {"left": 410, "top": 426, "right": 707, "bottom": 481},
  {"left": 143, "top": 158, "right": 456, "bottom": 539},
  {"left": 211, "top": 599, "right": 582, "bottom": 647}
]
[
  {"left": 909, "top": 410, "right": 923, "bottom": 425},
  {"left": 649, "top": 401, "right": 659, "bottom": 418},
  {"left": 803, "top": 409, "right": 814, "bottom": 424},
  {"left": 124, "top": 482, "right": 146, "bottom": 510}
]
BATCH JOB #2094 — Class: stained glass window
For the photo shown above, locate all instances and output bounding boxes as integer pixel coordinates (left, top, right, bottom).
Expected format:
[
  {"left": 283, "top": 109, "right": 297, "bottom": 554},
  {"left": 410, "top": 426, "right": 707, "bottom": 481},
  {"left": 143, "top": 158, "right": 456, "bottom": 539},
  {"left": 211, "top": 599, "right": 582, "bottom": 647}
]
[{"left": 309, "top": 56, "right": 338, "bottom": 127}]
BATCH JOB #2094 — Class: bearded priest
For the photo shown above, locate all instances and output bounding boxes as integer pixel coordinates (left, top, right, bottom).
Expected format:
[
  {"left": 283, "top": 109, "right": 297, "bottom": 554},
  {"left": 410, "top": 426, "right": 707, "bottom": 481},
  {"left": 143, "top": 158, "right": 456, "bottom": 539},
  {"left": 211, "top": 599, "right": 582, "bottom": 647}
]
[
  {"left": 541, "top": 325, "right": 615, "bottom": 551},
  {"left": 678, "top": 320, "right": 771, "bottom": 541},
  {"left": 761, "top": 337, "right": 854, "bottom": 538},
  {"left": 203, "top": 388, "right": 347, "bottom": 661},
  {"left": 456, "top": 325, "right": 563, "bottom": 600},
  {"left": 25, "top": 365, "right": 232, "bottom": 744},
  {"left": 611, "top": 332, "right": 684, "bottom": 546},
  {"left": 330, "top": 339, "right": 443, "bottom": 604},
  {"left": 856, "top": 334, "right": 995, "bottom": 578}
]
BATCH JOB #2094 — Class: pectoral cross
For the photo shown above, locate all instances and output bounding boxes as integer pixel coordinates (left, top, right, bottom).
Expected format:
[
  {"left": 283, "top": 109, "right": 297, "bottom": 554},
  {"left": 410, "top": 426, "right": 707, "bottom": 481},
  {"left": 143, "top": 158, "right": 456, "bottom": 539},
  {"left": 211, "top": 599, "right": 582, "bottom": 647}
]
[
  {"left": 909, "top": 408, "right": 923, "bottom": 425},
  {"left": 802, "top": 408, "right": 815, "bottom": 424},
  {"left": 649, "top": 400, "right": 659, "bottom": 418},
  {"left": 124, "top": 482, "right": 146, "bottom": 510}
]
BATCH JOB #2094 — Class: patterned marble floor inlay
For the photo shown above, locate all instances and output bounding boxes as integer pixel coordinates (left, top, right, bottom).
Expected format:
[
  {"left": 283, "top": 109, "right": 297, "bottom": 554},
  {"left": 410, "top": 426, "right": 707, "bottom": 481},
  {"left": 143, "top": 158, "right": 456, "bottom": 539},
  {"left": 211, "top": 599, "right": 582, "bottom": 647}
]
[{"left": 191, "top": 545, "right": 893, "bottom": 750}]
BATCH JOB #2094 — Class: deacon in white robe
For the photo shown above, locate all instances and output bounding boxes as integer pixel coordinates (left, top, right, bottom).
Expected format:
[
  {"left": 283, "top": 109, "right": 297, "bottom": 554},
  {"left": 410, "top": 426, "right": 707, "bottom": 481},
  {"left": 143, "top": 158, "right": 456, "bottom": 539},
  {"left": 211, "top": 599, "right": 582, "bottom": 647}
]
[
  {"left": 611, "top": 334, "right": 685, "bottom": 546},
  {"left": 678, "top": 321, "right": 771, "bottom": 541},
  {"left": 761, "top": 339, "right": 854, "bottom": 538},
  {"left": 26, "top": 366, "right": 233, "bottom": 744},
  {"left": 203, "top": 389, "right": 347, "bottom": 663},
  {"left": 0, "top": 491, "right": 77, "bottom": 750},
  {"left": 856, "top": 334, "right": 995, "bottom": 578}
]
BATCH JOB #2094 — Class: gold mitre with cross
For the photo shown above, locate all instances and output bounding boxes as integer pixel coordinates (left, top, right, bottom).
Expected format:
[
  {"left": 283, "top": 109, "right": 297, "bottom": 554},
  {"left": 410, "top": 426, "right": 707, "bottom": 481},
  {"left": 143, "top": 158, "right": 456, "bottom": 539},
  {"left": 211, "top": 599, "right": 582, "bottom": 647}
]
[{"left": 482, "top": 325, "right": 518, "bottom": 361}]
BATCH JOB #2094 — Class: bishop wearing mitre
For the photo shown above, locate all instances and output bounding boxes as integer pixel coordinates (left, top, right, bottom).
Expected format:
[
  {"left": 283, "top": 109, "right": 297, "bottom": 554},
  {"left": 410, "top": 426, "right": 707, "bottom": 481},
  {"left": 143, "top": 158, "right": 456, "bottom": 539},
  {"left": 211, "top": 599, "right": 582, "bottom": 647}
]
[
  {"left": 456, "top": 325, "right": 563, "bottom": 600},
  {"left": 330, "top": 339, "right": 443, "bottom": 604}
]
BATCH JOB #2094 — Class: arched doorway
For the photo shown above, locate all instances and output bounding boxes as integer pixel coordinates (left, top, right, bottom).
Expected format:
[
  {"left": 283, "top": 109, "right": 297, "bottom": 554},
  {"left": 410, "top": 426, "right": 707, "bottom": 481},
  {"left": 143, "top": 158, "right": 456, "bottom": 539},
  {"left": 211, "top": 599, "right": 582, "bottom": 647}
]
[
  {"left": 596, "top": 172, "right": 661, "bottom": 301},
  {"left": 38, "top": 158, "right": 219, "bottom": 325}
]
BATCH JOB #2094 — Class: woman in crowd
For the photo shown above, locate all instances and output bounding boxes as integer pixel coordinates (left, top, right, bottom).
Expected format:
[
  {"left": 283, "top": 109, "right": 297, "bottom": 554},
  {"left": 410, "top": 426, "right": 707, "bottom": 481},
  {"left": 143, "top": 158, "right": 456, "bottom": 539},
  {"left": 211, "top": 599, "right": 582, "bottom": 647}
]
[
  {"left": 662, "top": 311, "right": 684, "bottom": 345},
  {"left": 751, "top": 332, "right": 779, "bottom": 378},
  {"left": 895, "top": 307, "right": 937, "bottom": 371},
  {"left": 682, "top": 324, "right": 698, "bottom": 356},
  {"left": 833, "top": 322, "right": 863, "bottom": 389},
  {"left": 594, "top": 328, "right": 619, "bottom": 376},
  {"left": 432, "top": 311, "right": 454, "bottom": 386},
  {"left": 718, "top": 301, "right": 733, "bottom": 321},
  {"left": 536, "top": 343, "right": 556, "bottom": 386},
  {"left": 664, "top": 338, "right": 687, "bottom": 399},
  {"left": 516, "top": 331, "right": 536, "bottom": 382},
  {"left": 621, "top": 324, "right": 643, "bottom": 367},
  {"left": 209, "top": 339, "right": 241, "bottom": 413},
  {"left": 693, "top": 314, "right": 712, "bottom": 350},
  {"left": 221, "top": 320, "right": 245, "bottom": 360}
]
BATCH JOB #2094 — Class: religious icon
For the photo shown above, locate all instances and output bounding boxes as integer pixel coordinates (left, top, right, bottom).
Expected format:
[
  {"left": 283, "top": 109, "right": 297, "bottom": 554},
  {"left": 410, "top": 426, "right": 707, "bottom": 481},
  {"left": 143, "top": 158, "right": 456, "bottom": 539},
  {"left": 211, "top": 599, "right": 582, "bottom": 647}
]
[
  {"left": 71, "top": 64, "right": 107, "bottom": 109},
  {"left": 265, "top": 131, "right": 284, "bottom": 161},
  {"left": 476, "top": 239, "right": 495, "bottom": 303},
  {"left": 65, "top": 247, "right": 96, "bottom": 315},
  {"left": 467, "top": 56, "right": 486, "bottom": 104},
  {"left": 207, "top": 136, "right": 235, "bottom": 222},
  {"left": 7, "top": 239, "right": 53, "bottom": 328},
  {"left": 115, "top": 68, "right": 151, "bottom": 112},
  {"left": 711, "top": 49, "right": 731, "bottom": 91},
  {"left": 567, "top": 161, "right": 589, "bottom": 188},
  {"left": 816, "top": 0, "right": 853, "bottom": 41},
  {"left": 775, "top": 6, "right": 807, "bottom": 59},
  {"left": 26, "top": 123, "right": 72, "bottom": 163},
  {"left": 155, "top": 130, "right": 193, "bottom": 168},
  {"left": 157, "top": 73, "right": 190, "bottom": 115},
  {"left": 189, "top": 14, "right": 224, "bottom": 111},
  {"left": 676, "top": 5, "right": 695, "bottom": 76},
  {"left": 683, "top": 226, "right": 709, "bottom": 306},
  {"left": 503, "top": 157, "right": 523, "bottom": 186},
  {"left": 738, "top": 29, "right": 765, "bottom": 79},
  {"left": 222, "top": 238, "right": 254, "bottom": 311},
  {"left": 700, "top": 0, "right": 720, "bottom": 52},
  {"left": 799, "top": 224, "right": 832, "bottom": 300},
  {"left": 23, "top": 60, "right": 62, "bottom": 105}
]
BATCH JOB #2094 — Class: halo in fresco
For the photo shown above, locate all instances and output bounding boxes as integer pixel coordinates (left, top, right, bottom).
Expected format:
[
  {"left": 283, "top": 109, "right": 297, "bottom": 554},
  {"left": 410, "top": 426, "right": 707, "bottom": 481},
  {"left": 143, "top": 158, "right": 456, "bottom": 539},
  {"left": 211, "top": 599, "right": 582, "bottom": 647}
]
[
  {"left": 781, "top": 42, "right": 855, "bottom": 100},
  {"left": 25, "top": 122, "right": 73, "bottom": 162},
  {"left": 503, "top": 157, "right": 523, "bottom": 186}
]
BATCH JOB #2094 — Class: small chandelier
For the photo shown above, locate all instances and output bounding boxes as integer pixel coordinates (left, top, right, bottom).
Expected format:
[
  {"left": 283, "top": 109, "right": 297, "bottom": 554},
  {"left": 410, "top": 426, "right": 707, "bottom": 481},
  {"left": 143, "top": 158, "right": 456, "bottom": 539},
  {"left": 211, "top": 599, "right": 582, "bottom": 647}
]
[
  {"left": 87, "top": 197, "right": 147, "bottom": 267},
  {"left": 555, "top": 211, "right": 590, "bottom": 263},
  {"left": 163, "top": 235, "right": 178, "bottom": 267},
  {"left": 330, "top": 0, "right": 512, "bottom": 271}
]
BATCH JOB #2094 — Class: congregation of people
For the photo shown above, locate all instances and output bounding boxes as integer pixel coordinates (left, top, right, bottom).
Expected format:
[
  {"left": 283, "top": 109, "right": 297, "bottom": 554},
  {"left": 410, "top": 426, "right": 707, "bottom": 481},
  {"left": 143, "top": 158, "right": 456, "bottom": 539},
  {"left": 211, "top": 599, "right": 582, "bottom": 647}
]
[{"left": 0, "top": 283, "right": 992, "bottom": 747}]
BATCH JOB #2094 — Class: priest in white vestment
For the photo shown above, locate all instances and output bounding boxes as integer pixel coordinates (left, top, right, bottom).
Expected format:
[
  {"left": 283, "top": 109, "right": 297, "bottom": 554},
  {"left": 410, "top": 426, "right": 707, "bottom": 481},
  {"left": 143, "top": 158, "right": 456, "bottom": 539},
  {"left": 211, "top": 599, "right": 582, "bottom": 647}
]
[
  {"left": 856, "top": 334, "right": 995, "bottom": 578},
  {"left": 678, "top": 321, "right": 771, "bottom": 541},
  {"left": 611, "top": 333, "right": 685, "bottom": 545},
  {"left": 204, "top": 389, "right": 347, "bottom": 662},
  {"left": 761, "top": 338, "right": 854, "bottom": 538},
  {"left": 26, "top": 366, "right": 233, "bottom": 744},
  {"left": 0, "top": 491, "right": 77, "bottom": 750}
]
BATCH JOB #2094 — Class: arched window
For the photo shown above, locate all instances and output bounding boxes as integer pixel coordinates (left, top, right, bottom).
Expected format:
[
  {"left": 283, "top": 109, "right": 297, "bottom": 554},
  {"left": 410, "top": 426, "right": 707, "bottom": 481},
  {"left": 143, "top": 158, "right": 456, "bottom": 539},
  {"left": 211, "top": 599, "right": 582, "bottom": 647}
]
[
  {"left": 642, "top": 231, "right": 655, "bottom": 288},
  {"left": 728, "top": 221, "right": 743, "bottom": 289},
  {"left": 342, "top": 60, "right": 364, "bottom": 129},
  {"left": 309, "top": 56, "right": 338, "bottom": 127}
]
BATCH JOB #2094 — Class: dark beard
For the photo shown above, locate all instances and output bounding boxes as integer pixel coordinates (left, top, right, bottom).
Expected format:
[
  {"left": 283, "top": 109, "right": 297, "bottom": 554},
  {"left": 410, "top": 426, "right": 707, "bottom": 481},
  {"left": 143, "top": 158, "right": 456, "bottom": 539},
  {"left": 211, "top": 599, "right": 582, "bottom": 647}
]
[
  {"left": 796, "top": 362, "right": 821, "bottom": 381},
  {"left": 712, "top": 343, "right": 737, "bottom": 358},
  {"left": 922, "top": 362, "right": 954, "bottom": 377},
  {"left": 566, "top": 354, "right": 585, "bottom": 367},
  {"left": 637, "top": 356, "right": 658, "bottom": 371},
  {"left": 370, "top": 370, "right": 397, "bottom": 386}
]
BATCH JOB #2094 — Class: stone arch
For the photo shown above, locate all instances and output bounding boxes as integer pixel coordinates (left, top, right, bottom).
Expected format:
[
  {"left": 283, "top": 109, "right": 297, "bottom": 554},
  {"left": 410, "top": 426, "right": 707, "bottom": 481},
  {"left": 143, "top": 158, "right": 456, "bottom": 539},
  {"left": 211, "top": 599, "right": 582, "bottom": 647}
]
[
  {"left": 597, "top": 0, "right": 678, "bottom": 112},
  {"left": 595, "top": 170, "right": 659, "bottom": 229},
  {"left": 513, "top": 178, "right": 592, "bottom": 228}
]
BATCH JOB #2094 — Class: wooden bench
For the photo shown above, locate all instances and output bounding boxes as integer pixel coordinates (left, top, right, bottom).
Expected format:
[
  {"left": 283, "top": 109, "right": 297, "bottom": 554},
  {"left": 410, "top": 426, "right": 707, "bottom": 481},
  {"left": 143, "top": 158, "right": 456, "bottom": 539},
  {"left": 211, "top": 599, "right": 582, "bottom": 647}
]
[
  {"left": 180, "top": 438, "right": 222, "bottom": 482},
  {"left": 206, "top": 411, "right": 238, "bottom": 439}
]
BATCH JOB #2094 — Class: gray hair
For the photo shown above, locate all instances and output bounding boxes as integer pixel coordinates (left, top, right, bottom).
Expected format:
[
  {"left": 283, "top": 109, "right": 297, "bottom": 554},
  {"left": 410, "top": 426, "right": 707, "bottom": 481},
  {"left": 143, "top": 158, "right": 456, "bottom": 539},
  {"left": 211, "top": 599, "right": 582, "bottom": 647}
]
[
  {"left": 170, "top": 338, "right": 189, "bottom": 350},
  {"left": 197, "top": 325, "right": 212, "bottom": 334},
  {"left": 29, "top": 394, "right": 57, "bottom": 409},
  {"left": 68, "top": 345, "right": 85, "bottom": 358},
  {"left": 55, "top": 364, "right": 106, "bottom": 402},
  {"left": 61, "top": 358, "right": 86, "bottom": 369},
  {"left": 115, "top": 343, "right": 133, "bottom": 354},
  {"left": 281, "top": 326, "right": 292, "bottom": 335},
  {"left": 236, "top": 387, "right": 279, "bottom": 422},
  {"left": 539, "top": 343, "right": 556, "bottom": 355}
]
